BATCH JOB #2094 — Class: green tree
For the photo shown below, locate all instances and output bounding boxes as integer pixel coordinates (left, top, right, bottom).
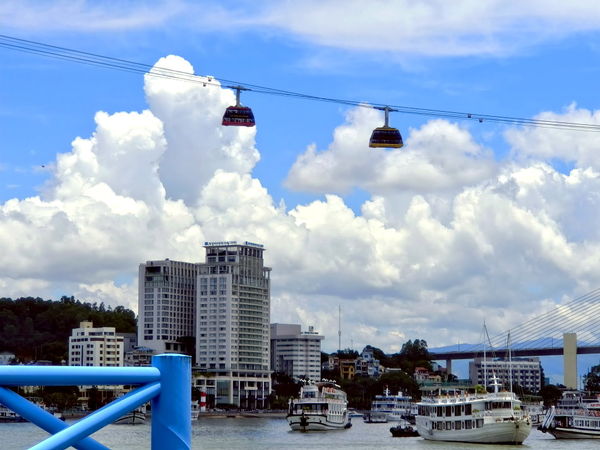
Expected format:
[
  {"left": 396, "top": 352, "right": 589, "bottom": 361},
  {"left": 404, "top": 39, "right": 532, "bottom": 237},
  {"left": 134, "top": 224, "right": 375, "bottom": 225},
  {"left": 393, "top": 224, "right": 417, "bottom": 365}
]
[
  {"left": 539, "top": 384, "right": 563, "bottom": 407},
  {"left": 0, "top": 297, "right": 136, "bottom": 363},
  {"left": 584, "top": 364, "right": 600, "bottom": 393},
  {"left": 270, "top": 372, "right": 301, "bottom": 409}
]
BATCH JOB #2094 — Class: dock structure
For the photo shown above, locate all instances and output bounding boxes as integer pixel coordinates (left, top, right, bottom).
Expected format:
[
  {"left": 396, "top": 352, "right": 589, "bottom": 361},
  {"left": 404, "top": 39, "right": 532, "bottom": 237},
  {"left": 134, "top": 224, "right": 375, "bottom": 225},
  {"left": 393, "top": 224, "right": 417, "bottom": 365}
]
[{"left": 0, "top": 353, "right": 191, "bottom": 450}]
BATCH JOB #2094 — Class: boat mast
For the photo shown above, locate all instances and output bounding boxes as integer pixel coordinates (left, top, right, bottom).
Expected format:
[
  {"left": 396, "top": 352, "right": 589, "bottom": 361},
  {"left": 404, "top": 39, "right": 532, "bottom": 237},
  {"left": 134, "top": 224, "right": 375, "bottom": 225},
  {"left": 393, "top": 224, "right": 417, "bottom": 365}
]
[{"left": 508, "top": 331, "right": 514, "bottom": 408}]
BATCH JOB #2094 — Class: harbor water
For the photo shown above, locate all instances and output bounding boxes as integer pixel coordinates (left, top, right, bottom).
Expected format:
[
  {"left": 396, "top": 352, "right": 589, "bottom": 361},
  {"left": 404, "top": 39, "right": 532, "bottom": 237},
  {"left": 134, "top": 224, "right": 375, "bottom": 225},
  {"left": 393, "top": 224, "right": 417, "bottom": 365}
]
[{"left": 0, "top": 417, "right": 597, "bottom": 449}]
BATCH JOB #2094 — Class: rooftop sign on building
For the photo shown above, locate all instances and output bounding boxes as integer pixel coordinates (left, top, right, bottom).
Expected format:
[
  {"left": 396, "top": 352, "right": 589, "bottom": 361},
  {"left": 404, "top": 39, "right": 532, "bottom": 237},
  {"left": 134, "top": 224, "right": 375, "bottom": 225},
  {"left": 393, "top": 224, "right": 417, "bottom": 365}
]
[{"left": 204, "top": 241, "right": 264, "bottom": 248}]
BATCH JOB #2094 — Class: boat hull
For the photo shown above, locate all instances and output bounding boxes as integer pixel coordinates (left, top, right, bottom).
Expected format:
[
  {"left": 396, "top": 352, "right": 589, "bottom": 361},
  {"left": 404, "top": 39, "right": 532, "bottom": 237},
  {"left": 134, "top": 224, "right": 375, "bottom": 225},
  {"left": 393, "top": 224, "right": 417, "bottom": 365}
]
[
  {"left": 549, "top": 427, "right": 600, "bottom": 439},
  {"left": 114, "top": 411, "right": 146, "bottom": 425},
  {"left": 416, "top": 419, "right": 531, "bottom": 444},
  {"left": 287, "top": 413, "right": 351, "bottom": 431}
]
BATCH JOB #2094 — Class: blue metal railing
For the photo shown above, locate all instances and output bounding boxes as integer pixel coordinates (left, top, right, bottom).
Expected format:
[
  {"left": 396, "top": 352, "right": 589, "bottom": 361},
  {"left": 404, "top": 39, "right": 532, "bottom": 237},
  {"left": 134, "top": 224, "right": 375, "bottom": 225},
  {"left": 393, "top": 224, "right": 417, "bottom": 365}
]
[{"left": 0, "top": 354, "right": 191, "bottom": 450}]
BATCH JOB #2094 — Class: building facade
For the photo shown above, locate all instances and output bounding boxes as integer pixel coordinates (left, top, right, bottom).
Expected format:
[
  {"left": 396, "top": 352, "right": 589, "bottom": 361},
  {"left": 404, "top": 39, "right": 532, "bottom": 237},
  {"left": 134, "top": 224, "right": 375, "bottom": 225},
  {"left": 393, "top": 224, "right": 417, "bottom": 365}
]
[
  {"left": 137, "top": 259, "right": 199, "bottom": 354},
  {"left": 469, "top": 357, "right": 542, "bottom": 392},
  {"left": 68, "top": 321, "right": 124, "bottom": 367},
  {"left": 194, "top": 241, "right": 272, "bottom": 408},
  {"left": 270, "top": 324, "right": 323, "bottom": 381}
]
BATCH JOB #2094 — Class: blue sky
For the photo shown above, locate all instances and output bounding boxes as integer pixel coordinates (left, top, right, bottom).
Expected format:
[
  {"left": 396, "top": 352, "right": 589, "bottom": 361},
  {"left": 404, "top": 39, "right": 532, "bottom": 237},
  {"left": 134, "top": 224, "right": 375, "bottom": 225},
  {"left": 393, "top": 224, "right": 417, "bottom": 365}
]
[{"left": 2, "top": 1, "right": 600, "bottom": 379}]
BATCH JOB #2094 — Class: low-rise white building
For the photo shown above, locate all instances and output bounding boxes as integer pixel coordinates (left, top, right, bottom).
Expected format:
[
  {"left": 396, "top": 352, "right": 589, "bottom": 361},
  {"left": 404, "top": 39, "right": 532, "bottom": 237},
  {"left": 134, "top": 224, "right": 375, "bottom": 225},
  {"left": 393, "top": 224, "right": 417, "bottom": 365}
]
[
  {"left": 270, "top": 323, "right": 323, "bottom": 381},
  {"left": 469, "top": 357, "right": 542, "bottom": 392},
  {"left": 68, "top": 321, "right": 124, "bottom": 367}
]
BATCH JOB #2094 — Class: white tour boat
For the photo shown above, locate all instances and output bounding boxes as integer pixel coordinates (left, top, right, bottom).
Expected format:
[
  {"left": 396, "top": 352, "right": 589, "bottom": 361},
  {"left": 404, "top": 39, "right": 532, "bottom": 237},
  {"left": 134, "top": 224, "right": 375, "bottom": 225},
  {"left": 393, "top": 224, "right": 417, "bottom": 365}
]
[
  {"left": 415, "top": 377, "right": 532, "bottom": 444},
  {"left": 539, "top": 391, "right": 600, "bottom": 439},
  {"left": 368, "top": 387, "right": 415, "bottom": 422},
  {"left": 287, "top": 381, "right": 352, "bottom": 431}
]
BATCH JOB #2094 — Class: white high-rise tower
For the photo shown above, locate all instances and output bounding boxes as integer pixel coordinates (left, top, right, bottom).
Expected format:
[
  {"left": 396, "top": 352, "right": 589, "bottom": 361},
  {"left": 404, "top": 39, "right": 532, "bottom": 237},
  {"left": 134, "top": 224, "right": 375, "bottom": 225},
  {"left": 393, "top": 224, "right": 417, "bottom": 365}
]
[{"left": 194, "top": 241, "right": 272, "bottom": 408}]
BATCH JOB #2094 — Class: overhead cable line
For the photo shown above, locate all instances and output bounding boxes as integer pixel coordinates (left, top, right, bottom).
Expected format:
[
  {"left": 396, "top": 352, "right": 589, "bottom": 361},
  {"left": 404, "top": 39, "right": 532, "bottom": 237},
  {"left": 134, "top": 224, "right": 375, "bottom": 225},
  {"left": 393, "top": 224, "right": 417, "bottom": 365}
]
[{"left": 2, "top": 34, "right": 600, "bottom": 134}]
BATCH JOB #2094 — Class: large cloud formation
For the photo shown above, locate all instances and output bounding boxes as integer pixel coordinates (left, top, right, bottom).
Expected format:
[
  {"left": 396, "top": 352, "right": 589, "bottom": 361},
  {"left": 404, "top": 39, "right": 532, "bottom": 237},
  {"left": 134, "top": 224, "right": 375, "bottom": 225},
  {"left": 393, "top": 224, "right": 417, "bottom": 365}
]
[{"left": 2, "top": 55, "right": 600, "bottom": 357}]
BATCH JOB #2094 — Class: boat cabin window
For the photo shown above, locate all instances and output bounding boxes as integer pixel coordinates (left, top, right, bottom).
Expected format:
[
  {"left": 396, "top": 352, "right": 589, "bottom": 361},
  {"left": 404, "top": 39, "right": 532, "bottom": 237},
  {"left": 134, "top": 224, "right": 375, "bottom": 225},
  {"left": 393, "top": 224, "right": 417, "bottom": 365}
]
[
  {"left": 455, "top": 421, "right": 462, "bottom": 430},
  {"left": 465, "top": 404, "right": 472, "bottom": 415},
  {"left": 446, "top": 406, "right": 452, "bottom": 417},
  {"left": 476, "top": 418, "right": 483, "bottom": 428},
  {"left": 485, "top": 401, "right": 512, "bottom": 410},
  {"left": 295, "top": 403, "right": 325, "bottom": 413},
  {"left": 465, "top": 420, "right": 472, "bottom": 429}
]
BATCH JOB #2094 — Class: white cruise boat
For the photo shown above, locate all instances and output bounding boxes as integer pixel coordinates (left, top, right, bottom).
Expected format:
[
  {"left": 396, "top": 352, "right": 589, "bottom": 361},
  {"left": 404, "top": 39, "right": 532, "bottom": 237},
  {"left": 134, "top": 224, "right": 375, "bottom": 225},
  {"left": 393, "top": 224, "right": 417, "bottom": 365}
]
[
  {"left": 369, "top": 388, "right": 415, "bottom": 422},
  {"left": 415, "top": 378, "right": 532, "bottom": 444},
  {"left": 287, "top": 381, "right": 352, "bottom": 431},
  {"left": 0, "top": 404, "right": 26, "bottom": 423},
  {"left": 539, "top": 391, "right": 600, "bottom": 439}
]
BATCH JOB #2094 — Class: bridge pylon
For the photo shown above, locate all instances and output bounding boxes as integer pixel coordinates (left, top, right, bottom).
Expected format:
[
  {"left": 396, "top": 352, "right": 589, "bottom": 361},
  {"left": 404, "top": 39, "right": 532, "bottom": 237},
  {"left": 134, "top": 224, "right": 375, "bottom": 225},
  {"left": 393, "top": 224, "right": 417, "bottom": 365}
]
[{"left": 563, "top": 333, "right": 577, "bottom": 389}]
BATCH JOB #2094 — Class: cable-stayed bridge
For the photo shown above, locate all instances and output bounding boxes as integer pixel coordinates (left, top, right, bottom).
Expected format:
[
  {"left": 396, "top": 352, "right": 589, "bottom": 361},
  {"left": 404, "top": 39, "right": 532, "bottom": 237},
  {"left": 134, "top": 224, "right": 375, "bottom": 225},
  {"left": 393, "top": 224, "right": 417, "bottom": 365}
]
[{"left": 430, "top": 288, "right": 600, "bottom": 386}]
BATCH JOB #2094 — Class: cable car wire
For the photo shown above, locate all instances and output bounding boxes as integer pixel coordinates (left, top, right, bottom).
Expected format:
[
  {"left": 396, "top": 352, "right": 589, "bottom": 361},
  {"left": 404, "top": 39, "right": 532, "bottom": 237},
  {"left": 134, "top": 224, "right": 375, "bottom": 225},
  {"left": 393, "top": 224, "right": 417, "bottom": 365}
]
[{"left": 2, "top": 33, "right": 600, "bottom": 133}]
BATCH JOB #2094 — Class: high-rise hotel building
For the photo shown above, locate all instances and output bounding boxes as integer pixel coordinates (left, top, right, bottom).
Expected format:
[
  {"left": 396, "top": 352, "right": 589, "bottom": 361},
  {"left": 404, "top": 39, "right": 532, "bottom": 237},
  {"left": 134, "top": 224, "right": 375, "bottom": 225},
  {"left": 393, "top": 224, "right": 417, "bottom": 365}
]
[
  {"left": 137, "top": 241, "right": 272, "bottom": 408},
  {"left": 138, "top": 259, "right": 198, "bottom": 354},
  {"left": 194, "top": 241, "right": 271, "bottom": 408}
]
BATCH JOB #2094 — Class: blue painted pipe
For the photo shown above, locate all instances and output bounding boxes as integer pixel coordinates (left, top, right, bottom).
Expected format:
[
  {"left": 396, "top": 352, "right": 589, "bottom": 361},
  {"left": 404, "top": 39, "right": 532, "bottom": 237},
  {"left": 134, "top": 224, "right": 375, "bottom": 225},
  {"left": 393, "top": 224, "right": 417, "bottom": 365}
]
[
  {"left": 0, "top": 366, "right": 160, "bottom": 386},
  {"left": 0, "top": 387, "right": 107, "bottom": 450},
  {"left": 30, "top": 381, "right": 161, "bottom": 450},
  {"left": 151, "top": 354, "right": 191, "bottom": 449}
]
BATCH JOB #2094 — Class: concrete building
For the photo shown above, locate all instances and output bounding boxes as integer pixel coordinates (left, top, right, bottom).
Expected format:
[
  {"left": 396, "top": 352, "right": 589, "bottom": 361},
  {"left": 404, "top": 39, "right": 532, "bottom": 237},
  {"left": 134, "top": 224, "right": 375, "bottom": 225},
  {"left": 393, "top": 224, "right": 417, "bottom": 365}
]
[
  {"left": 118, "top": 332, "right": 137, "bottom": 354},
  {"left": 356, "top": 346, "right": 383, "bottom": 377},
  {"left": 124, "top": 346, "right": 155, "bottom": 367},
  {"left": 194, "top": 241, "right": 272, "bottom": 409},
  {"left": 68, "top": 321, "right": 124, "bottom": 367},
  {"left": 270, "top": 324, "right": 323, "bottom": 381},
  {"left": 469, "top": 357, "right": 542, "bottom": 392},
  {"left": 137, "top": 259, "right": 199, "bottom": 354}
]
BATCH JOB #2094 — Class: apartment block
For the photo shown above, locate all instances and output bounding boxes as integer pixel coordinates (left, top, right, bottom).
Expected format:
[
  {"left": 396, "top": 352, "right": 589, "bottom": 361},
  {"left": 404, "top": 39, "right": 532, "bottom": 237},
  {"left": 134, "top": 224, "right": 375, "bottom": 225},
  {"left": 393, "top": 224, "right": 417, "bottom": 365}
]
[
  {"left": 138, "top": 259, "right": 198, "bottom": 354},
  {"left": 469, "top": 357, "right": 542, "bottom": 392},
  {"left": 68, "top": 321, "right": 124, "bottom": 367},
  {"left": 270, "top": 323, "right": 323, "bottom": 381}
]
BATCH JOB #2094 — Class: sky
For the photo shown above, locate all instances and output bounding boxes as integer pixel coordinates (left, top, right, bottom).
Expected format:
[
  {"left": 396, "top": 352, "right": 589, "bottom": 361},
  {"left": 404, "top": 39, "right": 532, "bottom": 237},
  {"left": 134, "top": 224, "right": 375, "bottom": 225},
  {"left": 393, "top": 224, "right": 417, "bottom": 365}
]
[{"left": 2, "top": 1, "right": 600, "bottom": 380}]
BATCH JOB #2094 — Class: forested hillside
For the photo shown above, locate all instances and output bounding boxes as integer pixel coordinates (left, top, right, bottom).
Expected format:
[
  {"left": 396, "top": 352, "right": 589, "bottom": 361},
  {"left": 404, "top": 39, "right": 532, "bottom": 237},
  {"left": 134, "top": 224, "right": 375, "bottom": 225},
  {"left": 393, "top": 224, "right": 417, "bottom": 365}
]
[{"left": 0, "top": 296, "right": 136, "bottom": 363}]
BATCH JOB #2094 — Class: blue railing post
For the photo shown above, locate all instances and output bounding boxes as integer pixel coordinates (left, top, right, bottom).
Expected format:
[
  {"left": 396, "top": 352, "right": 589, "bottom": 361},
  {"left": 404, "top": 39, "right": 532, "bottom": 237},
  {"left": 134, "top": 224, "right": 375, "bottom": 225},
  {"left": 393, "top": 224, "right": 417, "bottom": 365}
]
[{"left": 151, "top": 354, "right": 191, "bottom": 449}]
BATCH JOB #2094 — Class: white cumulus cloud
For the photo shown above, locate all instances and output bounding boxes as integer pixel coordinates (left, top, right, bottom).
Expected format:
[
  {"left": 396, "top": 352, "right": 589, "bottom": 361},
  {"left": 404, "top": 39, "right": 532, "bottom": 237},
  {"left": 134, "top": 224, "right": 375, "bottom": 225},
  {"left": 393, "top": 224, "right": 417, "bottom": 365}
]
[
  {"left": 2, "top": 55, "right": 600, "bottom": 354},
  {"left": 285, "top": 107, "right": 496, "bottom": 195}
]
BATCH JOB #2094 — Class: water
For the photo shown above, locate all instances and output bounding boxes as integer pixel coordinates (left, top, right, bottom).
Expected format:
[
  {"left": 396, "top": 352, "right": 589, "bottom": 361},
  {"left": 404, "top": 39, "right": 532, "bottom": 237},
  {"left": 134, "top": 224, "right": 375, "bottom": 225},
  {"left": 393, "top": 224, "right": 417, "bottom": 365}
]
[{"left": 0, "top": 418, "right": 597, "bottom": 449}]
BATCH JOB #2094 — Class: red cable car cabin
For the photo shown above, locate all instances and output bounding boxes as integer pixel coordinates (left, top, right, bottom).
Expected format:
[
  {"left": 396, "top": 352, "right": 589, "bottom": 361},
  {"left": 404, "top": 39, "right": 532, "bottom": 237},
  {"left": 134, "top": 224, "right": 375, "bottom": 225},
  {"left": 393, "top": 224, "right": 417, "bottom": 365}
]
[
  {"left": 222, "top": 86, "right": 256, "bottom": 127},
  {"left": 222, "top": 105, "right": 255, "bottom": 127},
  {"left": 369, "top": 126, "right": 403, "bottom": 148}
]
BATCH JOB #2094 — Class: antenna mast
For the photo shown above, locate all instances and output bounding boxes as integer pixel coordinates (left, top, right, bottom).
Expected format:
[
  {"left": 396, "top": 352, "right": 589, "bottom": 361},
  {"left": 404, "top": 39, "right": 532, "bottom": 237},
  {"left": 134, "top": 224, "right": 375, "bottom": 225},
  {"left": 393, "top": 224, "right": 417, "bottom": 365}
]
[{"left": 338, "top": 305, "right": 341, "bottom": 353}]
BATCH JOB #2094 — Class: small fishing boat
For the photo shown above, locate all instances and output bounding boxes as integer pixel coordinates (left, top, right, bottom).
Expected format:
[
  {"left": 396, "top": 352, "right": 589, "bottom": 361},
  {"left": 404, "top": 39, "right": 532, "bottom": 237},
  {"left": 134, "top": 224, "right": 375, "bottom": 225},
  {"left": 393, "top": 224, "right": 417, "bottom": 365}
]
[{"left": 390, "top": 421, "right": 419, "bottom": 437}]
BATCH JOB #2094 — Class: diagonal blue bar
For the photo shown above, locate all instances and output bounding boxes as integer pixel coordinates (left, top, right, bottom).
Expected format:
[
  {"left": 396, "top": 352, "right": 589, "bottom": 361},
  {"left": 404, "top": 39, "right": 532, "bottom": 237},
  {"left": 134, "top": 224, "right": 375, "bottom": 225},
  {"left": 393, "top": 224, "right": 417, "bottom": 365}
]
[
  {"left": 0, "top": 365, "right": 160, "bottom": 386},
  {"left": 0, "top": 387, "right": 107, "bottom": 450},
  {"left": 30, "top": 381, "right": 161, "bottom": 450}
]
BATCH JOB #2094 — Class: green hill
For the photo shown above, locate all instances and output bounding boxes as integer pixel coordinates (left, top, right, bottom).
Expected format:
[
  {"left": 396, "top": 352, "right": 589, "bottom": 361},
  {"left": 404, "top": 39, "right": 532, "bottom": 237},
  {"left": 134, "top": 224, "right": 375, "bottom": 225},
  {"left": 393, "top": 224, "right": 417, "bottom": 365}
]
[{"left": 0, "top": 296, "right": 136, "bottom": 364}]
